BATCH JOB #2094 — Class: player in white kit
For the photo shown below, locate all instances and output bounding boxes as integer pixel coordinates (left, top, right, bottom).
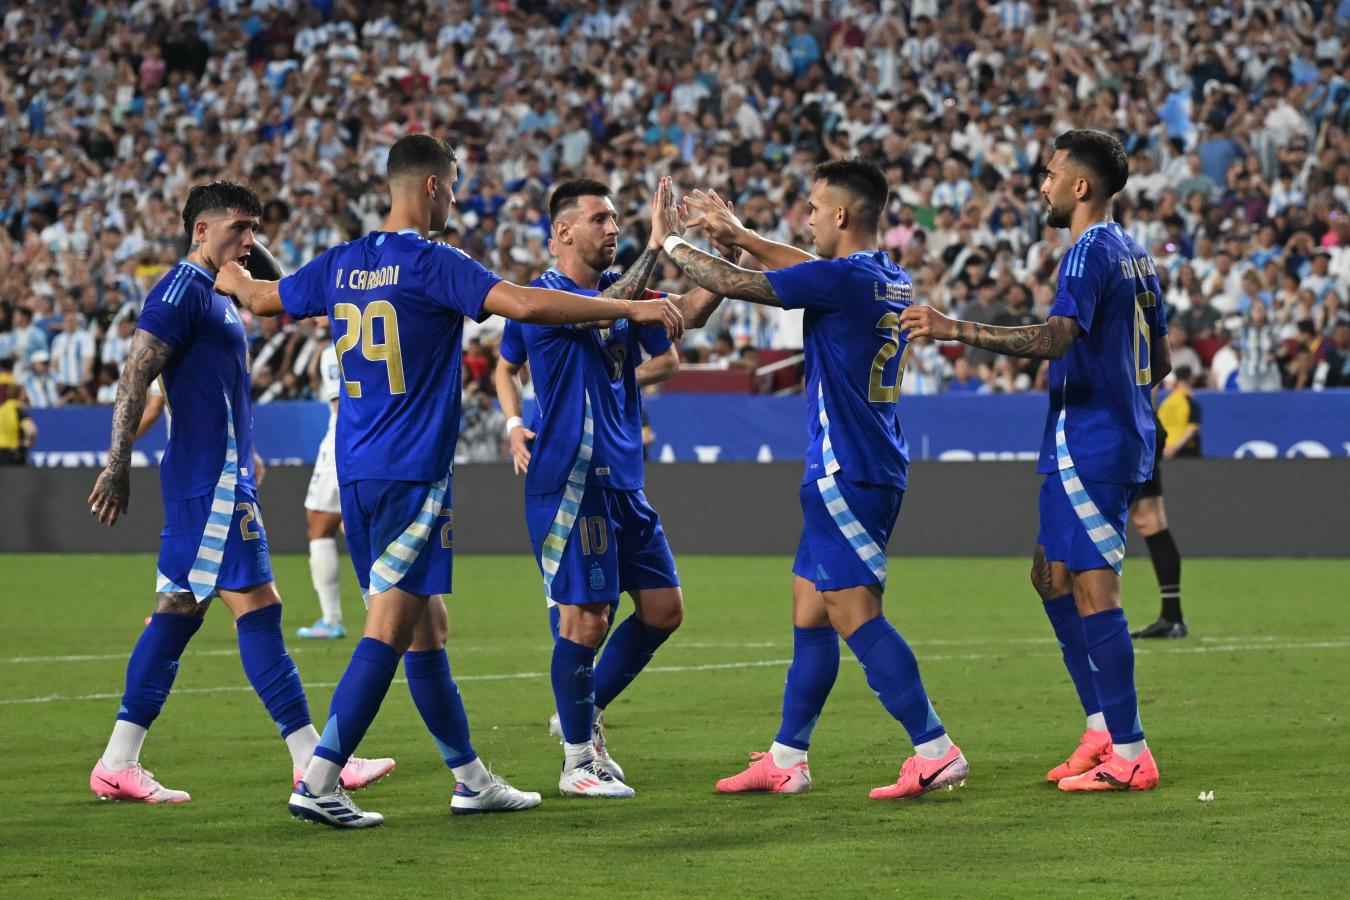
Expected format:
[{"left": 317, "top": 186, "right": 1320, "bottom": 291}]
[{"left": 297, "top": 344, "right": 346, "bottom": 639}]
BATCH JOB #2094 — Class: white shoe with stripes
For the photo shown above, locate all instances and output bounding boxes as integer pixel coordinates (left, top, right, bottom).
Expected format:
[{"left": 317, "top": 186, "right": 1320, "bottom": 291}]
[
  {"left": 549, "top": 711, "right": 626, "bottom": 784},
  {"left": 559, "top": 759, "right": 635, "bottom": 798},
  {"left": 288, "top": 781, "right": 384, "bottom": 828}
]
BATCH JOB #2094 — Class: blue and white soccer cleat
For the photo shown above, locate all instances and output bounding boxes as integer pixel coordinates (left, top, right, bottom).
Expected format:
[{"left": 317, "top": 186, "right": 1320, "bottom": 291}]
[
  {"left": 288, "top": 780, "right": 384, "bottom": 828},
  {"left": 549, "top": 710, "right": 626, "bottom": 783},
  {"left": 450, "top": 775, "right": 543, "bottom": 815},
  {"left": 559, "top": 758, "right": 635, "bottom": 798},
  {"left": 296, "top": 619, "right": 346, "bottom": 640}
]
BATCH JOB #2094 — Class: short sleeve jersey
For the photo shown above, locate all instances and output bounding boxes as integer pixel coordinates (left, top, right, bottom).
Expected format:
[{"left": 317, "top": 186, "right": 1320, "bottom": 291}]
[
  {"left": 136, "top": 260, "right": 257, "bottom": 501},
  {"left": 499, "top": 267, "right": 672, "bottom": 495},
  {"left": 277, "top": 230, "right": 501, "bottom": 484},
  {"left": 1039, "top": 222, "right": 1167, "bottom": 484},
  {"left": 764, "top": 251, "right": 912, "bottom": 489}
]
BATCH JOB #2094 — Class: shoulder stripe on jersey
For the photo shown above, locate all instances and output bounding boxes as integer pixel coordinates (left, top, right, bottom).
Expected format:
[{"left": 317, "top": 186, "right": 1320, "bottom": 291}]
[{"left": 159, "top": 266, "right": 189, "bottom": 306}]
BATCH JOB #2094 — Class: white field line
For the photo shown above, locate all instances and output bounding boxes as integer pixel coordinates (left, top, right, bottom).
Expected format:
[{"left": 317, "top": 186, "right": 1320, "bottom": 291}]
[
  {"left": 3, "top": 633, "right": 1345, "bottom": 666},
  {"left": 3, "top": 639, "right": 1349, "bottom": 707}
]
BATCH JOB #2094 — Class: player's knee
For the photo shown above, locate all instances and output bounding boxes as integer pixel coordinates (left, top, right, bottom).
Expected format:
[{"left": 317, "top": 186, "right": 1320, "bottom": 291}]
[
  {"left": 156, "top": 591, "right": 207, "bottom": 618},
  {"left": 643, "top": 600, "right": 683, "bottom": 632}
]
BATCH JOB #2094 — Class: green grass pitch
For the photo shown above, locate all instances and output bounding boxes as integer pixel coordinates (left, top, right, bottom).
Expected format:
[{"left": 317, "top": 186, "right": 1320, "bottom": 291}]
[{"left": 2, "top": 553, "right": 1346, "bottom": 898}]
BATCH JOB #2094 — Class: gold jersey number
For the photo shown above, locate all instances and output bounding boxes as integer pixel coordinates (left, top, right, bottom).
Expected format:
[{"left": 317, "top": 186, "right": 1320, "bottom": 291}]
[{"left": 333, "top": 301, "right": 406, "bottom": 397}]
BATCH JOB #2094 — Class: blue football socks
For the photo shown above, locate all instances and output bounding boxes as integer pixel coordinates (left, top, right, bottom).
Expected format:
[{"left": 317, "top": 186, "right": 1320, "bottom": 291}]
[
  {"left": 550, "top": 636, "right": 597, "bottom": 746},
  {"left": 1043, "top": 594, "right": 1103, "bottom": 719},
  {"left": 116, "top": 612, "right": 204, "bottom": 727},
  {"left": 1082, "top": 608, "right": 1145, "bottom": 745},
  {"left": 593, "top": 614, "right": 673, "bottom": 710},
  {"left": 236, "top": 604, "right": 311, "bottom": 738},
  {"left": 774, "top": 626, "right": 840, "bottom": 751},
  {"left": 313, "top": 637, "right": 401, "bottom": 770},
  {"left": 404, "top": 649, "right": 477, "bottom": 768},
  {"left": 844, "top": 616, "right": 946, "bottom": 746}
]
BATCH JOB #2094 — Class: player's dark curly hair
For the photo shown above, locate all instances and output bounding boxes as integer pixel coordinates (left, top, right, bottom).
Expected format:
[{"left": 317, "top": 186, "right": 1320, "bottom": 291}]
[
  {"left": 1054, "top": 129, "right": 1129, "bottom": 197},
  {"left": 386, "top": 133, "right": 458, "bottom": 182},
  {"left": 548, "top": 178, "right": 611, "bottom": 222},
  {"left": 181, "top": 181, "right": 262, "bottom": 242},
  {"left": 814, "top": 158, "right": 889, "bottom": 231}
]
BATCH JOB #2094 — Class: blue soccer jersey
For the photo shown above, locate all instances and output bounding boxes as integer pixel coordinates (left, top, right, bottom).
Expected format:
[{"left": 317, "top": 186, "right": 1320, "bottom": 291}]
[
  {"left": 764, "top": 251, "right": 912, "bottom": 489},
  {"left": 137, "top": 260, "right": 258, "bottom": 502},
  {"left": 499, "top": 267, "right": 672, "bottom": 495},
  {"left": 1037, "top": 222, "right": 1167, "bottom": 485},
  {"left": 277, "top": 230, "right": 500, "bottom": 485}
]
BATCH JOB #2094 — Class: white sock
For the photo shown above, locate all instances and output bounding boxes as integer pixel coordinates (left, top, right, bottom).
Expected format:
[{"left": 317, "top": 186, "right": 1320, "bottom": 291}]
[
  {"left": 308, "top": 538, "right": 343, "bottom": 625},
  {"left": 284, "top": 725, "right": 320, "bottom": 770},
  {"left": 1113, "top": 739, "right": 1148, "bottom": 761},
  {"left": 452, "top": 756, "right": 492, "bottom": 791},
  {"left": 302, "top": 757, "right": 343, "bottom": 795},
  {"left": 563, "top": 741, "right": 594, "bottom": 769},
  {"left": 914, "top": 734, "right": 955, "bottom": 760},
  {"left": 101, "top": 721, "right": 148, "bottom": 771},
  {"left": 769, "top": 741, "right": 807, "bottom": 768},
  {"left": 1086, "top": 713, "right": 1108, "bottom": 732}
]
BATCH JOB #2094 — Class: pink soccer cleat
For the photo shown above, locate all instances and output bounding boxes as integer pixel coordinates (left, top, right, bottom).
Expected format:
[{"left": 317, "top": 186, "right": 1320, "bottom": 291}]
[
  {"left": 90, "top": 760, "right": 191, "bottom": 804},
  {"left": 715, "top": 752, "right": 812, "bottom": 794},
  {"left": 1058, "top": 748, "right": 1159, "bottom": 792},
  {"left": 869, "top": 745, "right": 969, "bottom": 800},
  {"left": 292, "top": 756, "right": 396, "bottom": 792},
  {"left": 1047, "top": 729, "right": 1112, "bottom": 782}
]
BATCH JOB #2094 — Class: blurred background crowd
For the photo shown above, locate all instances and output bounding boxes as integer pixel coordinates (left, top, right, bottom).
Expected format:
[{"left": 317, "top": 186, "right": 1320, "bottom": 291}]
[{"left": 3, "top": 0, "right": 1350, "bottom": 438}]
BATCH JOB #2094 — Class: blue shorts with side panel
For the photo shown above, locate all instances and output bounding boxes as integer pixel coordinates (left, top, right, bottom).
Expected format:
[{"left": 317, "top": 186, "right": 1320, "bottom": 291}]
[
  {"left": 793, "top": 474, "right": 902, "bottom": 592},
  {"left": 526, "top": 486, "right": 679, "bottom": 605},
  {"left": 156, "top": 485, "right": 272, "bottom": 601},
  {"left": 1037, "top": 474, "right": 1142, "bottom": 573},
  {"left": 341, "top": 476, "right": 454, "bottom": 598}
]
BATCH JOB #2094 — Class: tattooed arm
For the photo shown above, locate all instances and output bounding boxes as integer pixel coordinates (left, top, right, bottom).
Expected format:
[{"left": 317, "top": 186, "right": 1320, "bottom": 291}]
[
  {"left": 88, "top": 329, "right": 174, "bottom": 526},
  {"left": 899, "top": 305, "right": 1080, "bottom": 360},
  {"left": 665, "top": 241, "right": 783, "bottom": 306},
  {"left": 598, "top": 246, "right": 662, "bottom": 301}
]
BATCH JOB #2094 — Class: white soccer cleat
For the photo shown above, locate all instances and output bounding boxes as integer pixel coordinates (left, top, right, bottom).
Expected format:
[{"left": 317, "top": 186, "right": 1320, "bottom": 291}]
[
  {"left": 288, "top": 780, "right": 384, "bottom": 828},
  {"left": 590, "top": 711, "right": 626, "bottom": 784},
  {"left": 549, "top": 711, "right": 626, "bottom": 783},
  {"left": 559, "top": 758, "right": 635, "bottom": 798},
  {"left": 450, "top": 775, "right": 543, "bottom": 815}
]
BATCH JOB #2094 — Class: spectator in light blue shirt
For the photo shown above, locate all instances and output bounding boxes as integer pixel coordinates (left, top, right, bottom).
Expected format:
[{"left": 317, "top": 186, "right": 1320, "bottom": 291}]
[{"left": 787, "top": 16, "right": 820, "bottom": 80}]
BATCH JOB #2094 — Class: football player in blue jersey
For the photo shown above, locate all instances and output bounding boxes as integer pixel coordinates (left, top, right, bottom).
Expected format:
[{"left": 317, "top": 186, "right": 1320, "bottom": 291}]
[
  {"left": 217, "top": 134, "right": 684, "bottom": 827},
  {"left": 661, "top": 159, "right": 970, "bottom": 800},
  {"left": 902, "top": 130, "right": 1171, "bottom": 792},
  {"left": 86, "top": 182, "right": 393, "bottom": 806},
  {"left": 494, "top": 177, "right": 727, "bottom": 798}
]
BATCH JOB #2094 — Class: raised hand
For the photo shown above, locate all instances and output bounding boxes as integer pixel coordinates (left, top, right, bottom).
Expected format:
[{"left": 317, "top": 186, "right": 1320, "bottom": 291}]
[
  {"left": 683, "top": 189, "right": 748, "bottom": 248},
  {"left": 649, "top": 176, "right": 684, "bottom": 250}
]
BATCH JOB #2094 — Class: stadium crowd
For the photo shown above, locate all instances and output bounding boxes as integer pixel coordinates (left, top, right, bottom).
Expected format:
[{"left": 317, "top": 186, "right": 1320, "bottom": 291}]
[{"left": 2, "top": 0, "right": 1350, "bottom": 428}]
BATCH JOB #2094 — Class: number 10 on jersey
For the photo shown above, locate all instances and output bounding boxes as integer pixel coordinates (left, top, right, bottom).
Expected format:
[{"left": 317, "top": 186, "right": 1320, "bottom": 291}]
[{"left": 333, "top": 301, "right": 406, "bottom": 397}]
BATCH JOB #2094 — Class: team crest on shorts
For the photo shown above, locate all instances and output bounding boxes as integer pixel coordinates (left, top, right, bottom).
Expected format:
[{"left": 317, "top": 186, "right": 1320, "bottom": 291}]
[{"left": 589, "top": 563, "right": 606, "bottom": 593}]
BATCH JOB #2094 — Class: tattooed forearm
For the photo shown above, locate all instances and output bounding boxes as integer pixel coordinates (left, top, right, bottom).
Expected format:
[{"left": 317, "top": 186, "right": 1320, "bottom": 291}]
[
  {"left": 600, "top": 247, "right": 662, "bottom": 301},
  {"left": 108, "top": 330, "right": 173, "bottom": 472},
  {"left": 955, "top": 318, "right": 1074, "bottom": 360},
  {"left": 668, "top": 243, "right": 780, "bottom": 304}
]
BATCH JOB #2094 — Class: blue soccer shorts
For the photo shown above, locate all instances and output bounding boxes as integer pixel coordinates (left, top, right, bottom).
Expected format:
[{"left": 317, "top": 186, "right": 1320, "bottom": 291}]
[
  {"left": 341, "top": 475, "right": 454, "bottom": 598},
  {"left": 793, "top": 474, "right": 902, "bottom": 592},
  {"left": 156, "top": 485, "right": 273, "bottom": 602},
  {"left": 1037, "top": 473, "right": 1143, "bottom": 574},
  {"left": 526, "top": 485, "right": 679, "bottom": 605}
]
